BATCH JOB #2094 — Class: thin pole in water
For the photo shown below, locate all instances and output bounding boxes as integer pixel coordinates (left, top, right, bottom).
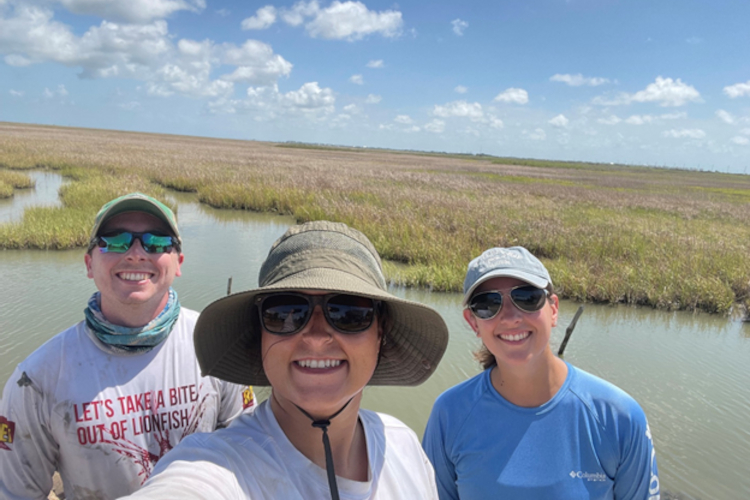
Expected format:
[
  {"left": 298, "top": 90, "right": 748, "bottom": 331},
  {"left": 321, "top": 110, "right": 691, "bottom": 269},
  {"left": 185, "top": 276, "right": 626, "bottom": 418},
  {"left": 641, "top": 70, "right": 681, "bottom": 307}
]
[
  {"left": 227, "top": 277, "right": 233, "bottom": 296},
  {"left": 557, "top": 306, "right": 584, "bottom": 358}
]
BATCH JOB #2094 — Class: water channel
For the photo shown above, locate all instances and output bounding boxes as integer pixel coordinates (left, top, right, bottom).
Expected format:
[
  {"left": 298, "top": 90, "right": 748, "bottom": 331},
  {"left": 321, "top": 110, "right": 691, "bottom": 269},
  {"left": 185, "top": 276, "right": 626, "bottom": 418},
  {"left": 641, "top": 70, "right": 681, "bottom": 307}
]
[{"left": 1, "top": 173, "right": 749, "bottom": 499}]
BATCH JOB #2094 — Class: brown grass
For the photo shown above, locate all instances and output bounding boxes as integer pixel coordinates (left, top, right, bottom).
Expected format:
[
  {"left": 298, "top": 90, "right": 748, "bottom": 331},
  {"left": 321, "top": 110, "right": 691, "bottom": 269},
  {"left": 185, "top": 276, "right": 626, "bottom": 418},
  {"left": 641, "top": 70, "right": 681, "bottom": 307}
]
[{"left": 1, "top": 121, "right": 749, "bottom": 314}]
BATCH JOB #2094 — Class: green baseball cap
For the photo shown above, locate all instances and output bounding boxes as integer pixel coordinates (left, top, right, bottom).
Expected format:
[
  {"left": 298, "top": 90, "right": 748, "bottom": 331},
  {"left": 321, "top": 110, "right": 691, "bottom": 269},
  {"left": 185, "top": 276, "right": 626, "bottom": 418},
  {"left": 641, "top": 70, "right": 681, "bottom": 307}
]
[{"left": 88, "top": 192, "right": 181, "bottom": 250}]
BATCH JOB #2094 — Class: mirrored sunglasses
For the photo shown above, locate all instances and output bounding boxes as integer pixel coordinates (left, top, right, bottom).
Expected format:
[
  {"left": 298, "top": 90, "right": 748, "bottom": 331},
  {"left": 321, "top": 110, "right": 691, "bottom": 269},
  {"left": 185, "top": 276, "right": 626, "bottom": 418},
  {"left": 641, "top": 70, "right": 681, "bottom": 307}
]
[
  {"left": 95, "top": 231, "right": 179, "bottom": 254},
  {"left": 467, "top": 285, "right": 549, "bottom": 319},
  {"left": 257, "top": 293, "right": 379, "bottom": 335}
]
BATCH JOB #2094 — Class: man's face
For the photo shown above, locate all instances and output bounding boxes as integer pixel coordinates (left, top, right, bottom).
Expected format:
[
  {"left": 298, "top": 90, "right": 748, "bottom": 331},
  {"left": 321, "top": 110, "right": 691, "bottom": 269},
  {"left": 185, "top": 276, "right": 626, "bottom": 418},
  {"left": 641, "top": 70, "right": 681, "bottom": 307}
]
[{"left": 84, "top": 212, "right": 183, "bottom": 327}]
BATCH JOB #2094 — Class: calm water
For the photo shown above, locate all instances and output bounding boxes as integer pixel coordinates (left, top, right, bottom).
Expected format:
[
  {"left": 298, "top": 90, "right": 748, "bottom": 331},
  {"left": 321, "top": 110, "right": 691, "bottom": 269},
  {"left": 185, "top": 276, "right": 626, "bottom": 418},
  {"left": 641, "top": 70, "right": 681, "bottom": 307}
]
[{"left": 1, "top": 176, "right": 749, "bottom": 499}]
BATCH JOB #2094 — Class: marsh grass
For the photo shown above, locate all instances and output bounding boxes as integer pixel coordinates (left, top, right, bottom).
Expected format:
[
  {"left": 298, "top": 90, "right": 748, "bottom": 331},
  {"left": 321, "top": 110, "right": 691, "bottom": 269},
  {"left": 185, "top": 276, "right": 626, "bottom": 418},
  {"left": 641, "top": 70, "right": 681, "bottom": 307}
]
[
  {"left": 1, "top": 122, "right": 748, "bottom": 314},
  {"left": 0, "top": 170, "right": 34, "bottom": 198}
]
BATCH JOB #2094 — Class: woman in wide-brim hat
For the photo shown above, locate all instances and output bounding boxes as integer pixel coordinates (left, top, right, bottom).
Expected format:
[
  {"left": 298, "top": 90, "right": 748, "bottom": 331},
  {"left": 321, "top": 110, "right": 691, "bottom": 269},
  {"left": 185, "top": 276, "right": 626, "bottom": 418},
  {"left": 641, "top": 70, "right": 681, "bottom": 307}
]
[{"left": 122, "top": 220, "right": 449, "bottom": 500}]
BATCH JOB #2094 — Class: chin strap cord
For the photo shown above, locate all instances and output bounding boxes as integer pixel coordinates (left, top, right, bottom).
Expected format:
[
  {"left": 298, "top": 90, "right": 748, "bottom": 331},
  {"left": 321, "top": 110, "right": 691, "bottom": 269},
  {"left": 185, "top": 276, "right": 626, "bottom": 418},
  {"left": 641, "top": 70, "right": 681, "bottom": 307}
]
[{"left": 294, "top": 398, "right": 355, "bottom": 500}]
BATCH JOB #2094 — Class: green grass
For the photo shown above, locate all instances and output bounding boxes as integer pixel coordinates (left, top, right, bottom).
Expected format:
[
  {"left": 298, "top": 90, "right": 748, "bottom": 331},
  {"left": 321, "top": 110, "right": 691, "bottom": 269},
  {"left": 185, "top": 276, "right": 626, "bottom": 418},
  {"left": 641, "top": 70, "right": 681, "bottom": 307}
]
[{"left": 1, "top": 122, "right": 749, "bottom": 314}]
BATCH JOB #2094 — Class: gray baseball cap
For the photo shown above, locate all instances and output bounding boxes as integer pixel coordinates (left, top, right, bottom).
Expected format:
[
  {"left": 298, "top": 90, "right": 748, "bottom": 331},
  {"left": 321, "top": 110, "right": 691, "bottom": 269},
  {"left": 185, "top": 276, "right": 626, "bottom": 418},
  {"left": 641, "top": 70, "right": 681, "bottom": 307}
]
[{"left": 462, "top": 246, "right": 553, "bottom": 305}]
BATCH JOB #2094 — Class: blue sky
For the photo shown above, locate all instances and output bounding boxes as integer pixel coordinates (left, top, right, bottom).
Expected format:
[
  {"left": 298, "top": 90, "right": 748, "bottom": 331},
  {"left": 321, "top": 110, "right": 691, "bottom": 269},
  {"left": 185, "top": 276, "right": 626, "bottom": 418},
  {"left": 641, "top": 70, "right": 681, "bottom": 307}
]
[{"left": 1, "top": 0, "right": 750, "bottom": 173}]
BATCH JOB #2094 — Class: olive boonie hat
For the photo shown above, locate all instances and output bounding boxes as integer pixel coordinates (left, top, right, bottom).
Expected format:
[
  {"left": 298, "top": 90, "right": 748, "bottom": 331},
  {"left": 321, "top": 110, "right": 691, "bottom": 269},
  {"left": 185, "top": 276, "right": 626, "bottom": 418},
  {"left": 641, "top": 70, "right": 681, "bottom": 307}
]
[
  {"left": 194, "top": 220, "right": 449, "bottom": 387},
  {"left": 88, "top": 192, "right": 181, "bottom": 250},
  {"left": 463, "top": 246, "right": 553, "bottom": 305}
]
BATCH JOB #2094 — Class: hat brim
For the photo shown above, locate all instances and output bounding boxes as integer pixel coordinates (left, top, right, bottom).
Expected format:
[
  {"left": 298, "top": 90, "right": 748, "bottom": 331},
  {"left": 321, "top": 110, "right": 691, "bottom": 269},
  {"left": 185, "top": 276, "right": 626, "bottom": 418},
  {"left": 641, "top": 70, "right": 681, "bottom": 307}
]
[
  {"left": 194, "top": 267, "right": 449, "bottom": 387},
  {"left": 462, "top": 269, "right": 549, "bottom": 305}
]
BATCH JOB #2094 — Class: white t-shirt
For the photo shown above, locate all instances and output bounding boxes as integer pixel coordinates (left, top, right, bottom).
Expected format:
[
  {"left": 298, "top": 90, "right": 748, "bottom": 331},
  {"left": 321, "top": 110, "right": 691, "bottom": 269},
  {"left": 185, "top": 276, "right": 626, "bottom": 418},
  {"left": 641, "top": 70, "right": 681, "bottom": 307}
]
[
  {"left": 0, "top": 309, "right": 254, "bottom": 500},
  {"left": 120, "top": 399, "right": 438, "bottom": 500}
]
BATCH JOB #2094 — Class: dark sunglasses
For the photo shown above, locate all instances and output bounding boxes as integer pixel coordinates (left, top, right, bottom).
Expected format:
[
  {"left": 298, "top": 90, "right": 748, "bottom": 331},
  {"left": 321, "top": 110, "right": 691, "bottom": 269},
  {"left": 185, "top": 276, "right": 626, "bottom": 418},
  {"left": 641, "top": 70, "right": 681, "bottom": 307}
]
[
  {"left": 467, "top": 285, "right": 549, "bottom": 319},
  {"left": 94, "top": 231, "right": 179, "bottom": 254},
  {"left": 257, "top": 292, "right": 380, "bottom": 335}
]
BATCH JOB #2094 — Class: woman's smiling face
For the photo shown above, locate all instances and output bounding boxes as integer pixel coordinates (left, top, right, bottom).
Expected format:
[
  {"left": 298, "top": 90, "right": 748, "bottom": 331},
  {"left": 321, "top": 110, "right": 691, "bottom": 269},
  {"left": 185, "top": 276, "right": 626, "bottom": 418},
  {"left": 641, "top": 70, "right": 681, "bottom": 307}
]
[
  {"left": 464, "top": 277, "right": 558, "bottom": 369},
  {"left": 261, "top": 290, "right": 382, "bottom": 419}
]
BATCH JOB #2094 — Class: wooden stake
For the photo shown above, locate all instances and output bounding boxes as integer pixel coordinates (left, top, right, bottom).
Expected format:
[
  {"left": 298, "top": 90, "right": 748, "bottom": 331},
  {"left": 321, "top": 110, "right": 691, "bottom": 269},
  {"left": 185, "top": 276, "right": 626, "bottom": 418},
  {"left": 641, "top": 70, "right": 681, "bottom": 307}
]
[
  {"left": 557, "top": 305, "right": 584, "bottom": 358},
  {"left": 227, "top": 277, "right": 233, "bottom": 296}
]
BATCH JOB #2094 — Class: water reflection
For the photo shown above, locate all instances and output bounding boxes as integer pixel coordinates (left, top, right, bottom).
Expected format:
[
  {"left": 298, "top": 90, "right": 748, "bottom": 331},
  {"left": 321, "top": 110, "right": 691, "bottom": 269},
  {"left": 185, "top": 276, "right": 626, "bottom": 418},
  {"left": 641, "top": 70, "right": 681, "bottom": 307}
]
[
  {"left": 2, "top": 174, "right": 750, "bottom": 499},
  {"left": 0, "top": 171, "right": 65, "bottom": 224}
]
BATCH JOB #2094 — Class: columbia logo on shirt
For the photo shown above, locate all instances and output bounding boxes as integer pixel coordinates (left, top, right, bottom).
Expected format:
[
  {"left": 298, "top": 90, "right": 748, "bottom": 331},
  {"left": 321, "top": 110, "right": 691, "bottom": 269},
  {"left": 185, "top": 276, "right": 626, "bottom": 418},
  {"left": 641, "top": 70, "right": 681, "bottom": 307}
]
[{"left": 569, "top": 471, "right": 607, "bottom": 482}]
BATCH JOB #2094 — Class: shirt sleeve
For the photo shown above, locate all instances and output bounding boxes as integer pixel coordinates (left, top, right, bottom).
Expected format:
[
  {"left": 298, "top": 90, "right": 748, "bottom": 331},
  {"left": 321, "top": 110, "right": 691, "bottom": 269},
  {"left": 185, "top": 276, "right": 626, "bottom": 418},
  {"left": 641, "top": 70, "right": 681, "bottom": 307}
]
[
  {"left": 613, "top": 408, "right": 660, "bottom": 500},
  {"left": 422, "top": 402, "right": 460, "bottom": 500},
  {"left": 0, "top": 368, "right": 58, "bottom": 500},
  {"left": 214, "top": 380, "right": 254, "bottom": 428},
  {"left": 117, "top": 435, "right": 243, "bottom": 500}
]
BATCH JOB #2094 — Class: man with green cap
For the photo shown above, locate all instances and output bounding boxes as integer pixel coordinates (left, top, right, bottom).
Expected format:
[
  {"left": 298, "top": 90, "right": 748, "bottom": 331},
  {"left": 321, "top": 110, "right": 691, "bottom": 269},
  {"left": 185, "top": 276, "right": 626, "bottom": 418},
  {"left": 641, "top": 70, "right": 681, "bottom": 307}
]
[{"left": 0, "top": 193, "right": 253, "bottom": 500}]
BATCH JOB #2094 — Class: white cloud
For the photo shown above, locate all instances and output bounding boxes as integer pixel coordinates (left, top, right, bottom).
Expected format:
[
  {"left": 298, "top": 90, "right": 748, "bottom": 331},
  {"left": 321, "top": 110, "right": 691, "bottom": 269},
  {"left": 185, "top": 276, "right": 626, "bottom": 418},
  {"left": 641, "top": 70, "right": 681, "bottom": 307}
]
[
  {"left": 241, "top": 6, "right": 277, "bottom": 30},
  {"left": 5, "top": 54, "right": 31, "bottom": 66},
  {"left": 424, "top": 119, "right": 445, "bottom": 133},
  {"left": 342, "top": 103, "right": 359, "bottom": 113},
  {"left": 220, "top": 40, "right": 293, "bottom": 85},
  {"left": 119, "top": 101, "right": 141, "bottom": 110},
  {"left": 624, "top": 112, "right": 686, "bottom": 125},
  {"left": 593, "top": 77, "right": 701, "bottom": 107},
  {"left": 366, "top": 59, "right": 383, "bottom": 68},
  {"left": 394, "top": 114, "right": 412, "bottom": 124},
  {"left": 42, "top": 84, "right": 67, "bottom": 98},
  {"left": 731, "top": 136, "right": 749, "bottom": 145},
  {"left": 525, "top": 128, "right": 546, "bottom": 141},
  {"left": 365, "top": 93, "right": 381, "bottom": 104},
  {"left": 741, "top": 128, "right": 750, "bottom": 136},
  {"left": 0, "top": 4, "right": 292, "bottom": 99},
  {"left": 493, "top": 87, "right": 528, "bottom": 104},
  {"left": 349, "top": 74, "right": 363, "bottom": 84},
  {"left": 59, "top": 0, "right": 206, "bottom": 24},
  {"left": 451, "top": 18, "right": 468, "bottom": 36},
  {"left": 209, "top": 81, "right": 336, "bottom": 117},
  {"left": 9, "top": 89, "right": 24, "bottom": 96},
  {"left": 281, "top": 81, "right": 335, "bottom": 109},
  {"left": 548, "top": 114, "right": 569, "bottom": 128},
  {"left": 598, "top": 115, "right": 621, "bottom": 125},
  {"left": 433, "top": 100, "right": 483, "bottom": 120},
  {"left": 216, "top": 9, "right": 230, "bottom": 17},
  {"left": 625, "top": 115, "right": 651, "bottom": 125},
  {"left": 281, "top": 1, "right": 403, "bottom": 41},
  {"left": 630, "top": 77, "right": 701, "bottom": 107},
  {"left": 454, "top": 85, "right": 467, "bottom": 94},
  {"left": 488, "top": 115, "right": 503, "bottom": 129},
  {"left": 662, "top": 128, "right": 706, "bottom": 139},
  {"left": 724, "top": 80, "right": 750, "bottom": 98},
  {"left": 716, "top": 109, "right": 735, "bottom": 124},
  {"left": 550, "top": 73, "right": 610, "bottom": 87}
]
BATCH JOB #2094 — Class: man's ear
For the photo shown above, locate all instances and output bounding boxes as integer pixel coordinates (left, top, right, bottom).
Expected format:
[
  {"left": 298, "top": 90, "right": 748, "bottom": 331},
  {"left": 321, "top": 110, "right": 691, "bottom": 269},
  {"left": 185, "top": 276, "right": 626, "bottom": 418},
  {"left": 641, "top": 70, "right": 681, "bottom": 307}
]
[
  {"left": 84, "top": 253, "right": 94, "bottom": 279},
  {"left": 175, "top": 252, "right": 185, "bottom": 277}
]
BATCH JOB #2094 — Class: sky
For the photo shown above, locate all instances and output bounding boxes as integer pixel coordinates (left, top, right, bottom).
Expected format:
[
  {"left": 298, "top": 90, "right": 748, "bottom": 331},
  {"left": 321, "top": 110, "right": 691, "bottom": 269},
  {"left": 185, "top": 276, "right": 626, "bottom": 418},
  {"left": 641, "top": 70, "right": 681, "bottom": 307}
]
[{"left": 1, "top": 0, "right": 750, "bottom": 173}]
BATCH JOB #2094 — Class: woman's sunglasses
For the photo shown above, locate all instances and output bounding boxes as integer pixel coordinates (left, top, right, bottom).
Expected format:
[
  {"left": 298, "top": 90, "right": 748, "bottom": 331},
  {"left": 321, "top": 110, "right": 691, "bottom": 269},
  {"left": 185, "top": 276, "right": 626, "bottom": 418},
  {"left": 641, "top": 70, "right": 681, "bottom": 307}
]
[
  {"left": 257, "top": 293, "right": 380, "bottom": 335},
  {"left": 467, "top": 285, "right": 549, "bottom": 320},
  {"left": 94, "top": 231, "right": 179, "bottom": 254}
]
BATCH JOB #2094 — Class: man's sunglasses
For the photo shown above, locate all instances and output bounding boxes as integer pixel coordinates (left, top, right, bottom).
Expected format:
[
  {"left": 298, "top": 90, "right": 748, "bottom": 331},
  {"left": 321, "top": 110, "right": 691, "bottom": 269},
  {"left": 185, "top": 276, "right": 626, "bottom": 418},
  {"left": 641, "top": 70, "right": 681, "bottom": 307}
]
[
  {"left": 467, "top": 285, "right": 549, "bottom": 319},
  {"left": 257, "top": 293, "right": 380, "bottom": 335},
  {"left": 94, "top": 231, "right": 180, "bottom": 254}
]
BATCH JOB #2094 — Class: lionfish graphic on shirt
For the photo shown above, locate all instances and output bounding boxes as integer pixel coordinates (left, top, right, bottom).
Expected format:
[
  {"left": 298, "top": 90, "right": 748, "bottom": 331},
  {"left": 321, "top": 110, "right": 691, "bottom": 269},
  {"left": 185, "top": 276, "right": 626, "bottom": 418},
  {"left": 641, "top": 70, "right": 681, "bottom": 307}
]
[{"left": 99, "top": 385, "right": 211, "bottom": 483}]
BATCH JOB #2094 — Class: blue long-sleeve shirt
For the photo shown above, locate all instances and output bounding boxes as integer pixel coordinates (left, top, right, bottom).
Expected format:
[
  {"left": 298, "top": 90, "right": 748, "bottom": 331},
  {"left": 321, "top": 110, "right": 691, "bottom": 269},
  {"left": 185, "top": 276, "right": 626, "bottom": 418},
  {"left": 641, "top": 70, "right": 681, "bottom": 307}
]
[{"left": 423, "top": 362, "right": 660, "bottom": 500}]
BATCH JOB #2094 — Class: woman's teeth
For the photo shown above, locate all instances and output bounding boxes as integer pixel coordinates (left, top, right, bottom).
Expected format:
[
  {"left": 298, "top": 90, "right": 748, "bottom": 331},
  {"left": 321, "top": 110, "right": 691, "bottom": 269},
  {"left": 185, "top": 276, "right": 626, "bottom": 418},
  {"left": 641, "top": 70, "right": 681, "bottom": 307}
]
[
  {"left": 500, "top": 332, "right": 530, "bottom": 341},
  {"left": 297, "top": 359, "right": 342, "bottom": 369}
]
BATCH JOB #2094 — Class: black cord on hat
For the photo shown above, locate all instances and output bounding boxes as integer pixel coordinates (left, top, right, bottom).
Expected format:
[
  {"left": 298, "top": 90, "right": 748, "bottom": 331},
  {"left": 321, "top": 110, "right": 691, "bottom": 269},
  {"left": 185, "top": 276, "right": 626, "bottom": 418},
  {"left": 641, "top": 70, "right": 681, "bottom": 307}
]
[{"left": 294, "top": 397, "right": 355, "bottom": 500}]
